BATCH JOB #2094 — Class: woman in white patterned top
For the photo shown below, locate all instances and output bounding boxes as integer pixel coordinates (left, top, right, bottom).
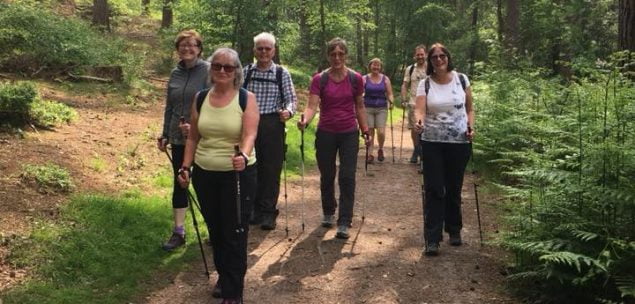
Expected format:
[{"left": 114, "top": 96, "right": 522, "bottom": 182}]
[{"left": 414, "top": 43, "right": 475, "bottom": 257}]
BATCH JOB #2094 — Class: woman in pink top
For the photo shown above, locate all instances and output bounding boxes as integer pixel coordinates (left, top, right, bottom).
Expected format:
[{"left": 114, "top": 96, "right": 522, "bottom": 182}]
[{"left": 297, "top": 38, "right": 369, "bottom": 239}]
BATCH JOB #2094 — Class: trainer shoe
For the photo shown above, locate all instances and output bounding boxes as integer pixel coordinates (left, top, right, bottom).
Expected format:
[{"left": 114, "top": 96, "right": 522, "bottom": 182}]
[
  {"left": 335, "top": 225, "right": 350, "bottom": 239},
  {"left": 424, "top": 242, "right": 440, "bottom": 256},
  {"left": 377, "top": 149, "right": 385, "bottom": 162},
  {"left": 409, "top": 151, "right": 418, "bottom": 163},
  {"left": 321, "top": 214, "right": 335, "bottom": 228},
  {"left": 162, "top": 233, "right": 185, "bottom": 251},
  {"left": 449, "top": 232, "right": 462, "bottom": 246}
]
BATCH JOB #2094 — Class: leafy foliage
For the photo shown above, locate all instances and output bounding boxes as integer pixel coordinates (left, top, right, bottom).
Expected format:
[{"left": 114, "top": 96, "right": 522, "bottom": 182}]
[
  {"left": 29, "top": 99, "right": 78, "bottom": 128},
  {"left": 21, "top": 163, "right": 75, "bottom": 193},
  {"left": 478, "top": 53, "right": 635, "bottom": 303},
  {"left": 0, "top": 81, "right": 37, "bottom": 114}
]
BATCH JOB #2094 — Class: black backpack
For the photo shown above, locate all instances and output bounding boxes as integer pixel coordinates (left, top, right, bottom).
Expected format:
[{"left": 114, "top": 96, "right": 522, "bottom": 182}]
[
  {"left": 195, "top": 87, "right": 248, "bottom": 114},
  {"left": 318, "top": 68, "right": 359, "bottom": 98},
  {"left": 242, "top": 63, "right": 285, "bottom": 108},
  {"left": 423, "top": 73, "right": 467, "bottom": 95}
]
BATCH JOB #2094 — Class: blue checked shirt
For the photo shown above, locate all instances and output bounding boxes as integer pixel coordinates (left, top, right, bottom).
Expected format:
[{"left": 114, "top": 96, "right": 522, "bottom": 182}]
[{"left": 243, "top": 62, "right": 297, "bottom": 115}]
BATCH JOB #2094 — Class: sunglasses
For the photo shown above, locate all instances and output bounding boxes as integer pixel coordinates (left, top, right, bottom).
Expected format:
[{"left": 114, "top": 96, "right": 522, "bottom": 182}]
[
  {"left": 431, "top": 54, "right": 447, "bottom": 61},
  {"left": 211, "top": 63, "right": 237, "bottom": 73},
  {"left": 256, "top": 46, "right": 273, "bottom": 52}
]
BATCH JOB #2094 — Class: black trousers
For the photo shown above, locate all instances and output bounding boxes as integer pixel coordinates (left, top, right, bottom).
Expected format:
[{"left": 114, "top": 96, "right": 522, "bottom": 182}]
[
  {"left": 170, "top": 145, "right": 188, "bottom": 209},
  {"left": 192, "top": 164, "right": 256, "bottom": 299},
  {"left": 420, "top": 141, "right": 470, "bottom": 244},
  {"left": 315, "top": 129, "right": 359, "bottom": 227},
  {"left": 254, "top": 114, "right": 285, "bottom": 216}
]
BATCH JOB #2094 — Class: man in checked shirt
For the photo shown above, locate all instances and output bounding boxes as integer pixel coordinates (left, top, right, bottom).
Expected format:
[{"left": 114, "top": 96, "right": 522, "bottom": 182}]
[{"left": 242, "top": 32, "right": 298, "bottom": 230}]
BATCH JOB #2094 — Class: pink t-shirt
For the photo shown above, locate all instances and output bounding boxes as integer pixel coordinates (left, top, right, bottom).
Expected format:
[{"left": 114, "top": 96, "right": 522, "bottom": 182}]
[{"left": 309, "top": 71, "right": 363, "bottom": 133}]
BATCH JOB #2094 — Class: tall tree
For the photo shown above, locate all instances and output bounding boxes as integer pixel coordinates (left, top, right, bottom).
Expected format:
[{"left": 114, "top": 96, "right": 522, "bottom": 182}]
[
  {"left": 619, "top": 0, "right": 634, "bottom": 51},
  {"left": 504, "top": 0, "right": 519, "bottom": 52},
  {"left": 161, "top": 0, "right": 173, "bottom": 28},
  {"left": 92, "top": 0, "right": 110, "bottom": 31},
  {"left": 141, "top": 0, "right": 150, "bottom": 16}
]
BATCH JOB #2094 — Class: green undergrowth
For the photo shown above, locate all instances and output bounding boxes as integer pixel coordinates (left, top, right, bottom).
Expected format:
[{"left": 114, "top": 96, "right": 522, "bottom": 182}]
[{"left": 2, "top": 193, "right": 206, "bottom": 304}]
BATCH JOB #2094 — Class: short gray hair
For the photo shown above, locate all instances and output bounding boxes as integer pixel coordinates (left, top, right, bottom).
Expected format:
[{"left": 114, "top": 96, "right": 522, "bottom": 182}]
[
  {"left": 253, "top": 32, "right": 276, "bottom": 46},
  {"left": 207, "top": 48, "right": 244, "bottom": 89}
]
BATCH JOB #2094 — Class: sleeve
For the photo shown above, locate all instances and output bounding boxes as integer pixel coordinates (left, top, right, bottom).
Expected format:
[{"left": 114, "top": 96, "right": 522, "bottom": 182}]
[
  {"left": 403, "top": 65, "right": 411, "bottom": 84},
  {"left": 309, "top": 73, "right": 321, "bottom": 96},
  {"left": 281, "top": 68, "right": 297, "bottom": 115}
]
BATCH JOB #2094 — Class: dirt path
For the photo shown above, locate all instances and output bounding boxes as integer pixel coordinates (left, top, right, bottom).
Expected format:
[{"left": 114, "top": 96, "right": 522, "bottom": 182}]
[
  {"left": 0, "top": 79, "right": 516, "bottom": 302},
  {"left": 143, "top": 122, "right": 516, "bottom": 304}
]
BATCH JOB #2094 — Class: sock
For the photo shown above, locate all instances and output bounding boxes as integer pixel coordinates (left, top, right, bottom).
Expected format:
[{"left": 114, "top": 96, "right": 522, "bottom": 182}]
[{"left": 173, "top": 225, "right": 185, "bottom": 236}]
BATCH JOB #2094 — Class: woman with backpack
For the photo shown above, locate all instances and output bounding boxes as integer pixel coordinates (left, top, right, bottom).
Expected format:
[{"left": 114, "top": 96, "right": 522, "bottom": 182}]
[
  {"left": 157, "top": 29, "right": 210, "bottom": 251},
  {"left": 297, "top": 38, "right": 369, "bottom": 239},
  {"left": 363, "top": 58, "right": 394, "bottom": 163},
  {"left": 178, "top": 48, "right": 258, "bottom": 304},
  {"left": 414, "top": 43, "right": 475, "bottom": 256}
]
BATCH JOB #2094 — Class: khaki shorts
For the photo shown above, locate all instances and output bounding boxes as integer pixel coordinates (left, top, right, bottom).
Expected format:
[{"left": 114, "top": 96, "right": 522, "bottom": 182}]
[
  {"left": 406, "top": 104, "right": 417, "bottom": 129},
  {"left": 366, "top": 107, "right": 388, "bottom": 129}
]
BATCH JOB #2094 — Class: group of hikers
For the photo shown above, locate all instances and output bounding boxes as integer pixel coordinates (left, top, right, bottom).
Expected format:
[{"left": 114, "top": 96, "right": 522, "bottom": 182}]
[{"left": 157, "top": 29, "right": 474, "bottom": 304}]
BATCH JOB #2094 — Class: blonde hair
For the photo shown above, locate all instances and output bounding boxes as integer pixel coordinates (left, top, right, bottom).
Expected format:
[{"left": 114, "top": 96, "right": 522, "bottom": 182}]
[{"left": 367, "top": 58, "right": 383, "bottom": 72}]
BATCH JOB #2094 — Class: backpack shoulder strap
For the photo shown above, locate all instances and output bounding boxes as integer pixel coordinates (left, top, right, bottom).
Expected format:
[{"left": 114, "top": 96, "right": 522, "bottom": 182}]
[
  {"left": 348, "top": 68, "right": 358, "bottom": 96},
  {"left": 424, "top": 78, "right": 430, "bottom": 95},
  {"left": 242, "top": 64, "right": 253, "bottom": 89},
  {"left": 408, "top": 64, "right": 415, "bottom": 79},
  {"left": 319, "top": 68, "right": 330, "bottom": 97},
  {"left": 239, "top": 87, "right": 247, "bottom": 112},
  {"left": 458, "top": 73, "right": 467, "bottom": 92},
  {"left": 196, "top": 88, "right": 211, "bottom": 113},
  {"left": 275, "top": 65, "right": 285, "bottom": 109}
]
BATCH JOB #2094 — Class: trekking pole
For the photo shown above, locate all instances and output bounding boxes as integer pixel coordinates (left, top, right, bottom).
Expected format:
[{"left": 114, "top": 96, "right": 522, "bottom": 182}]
[
  {"left": 399, "top": 99, "right": 406, "bottom": 161},
  {"left": 161, "top": 144, "right": 202, "bottom": 212},
  {"left": 160, "top": 140, "right": 209, "bottom": 278},
  {"left": 283, "top": 128, "right": 289, "bottom": 238},
  {"left": 468, "top": 126, "right": 483, "bottom": 246},
  {"left": 300, "top": 114, "right": 306, "bottom": 232},
  {"left": 233, "top": 145, "right": 245, "bottom": 234},
  {"left": 389, "top": 105, "right": 395, "bottom": 163},
  {"left": 362, "top": 132, "right": 370, "bottom": 222}
]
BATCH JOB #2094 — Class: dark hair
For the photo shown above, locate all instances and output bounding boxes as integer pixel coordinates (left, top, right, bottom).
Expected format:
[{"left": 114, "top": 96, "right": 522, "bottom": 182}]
[
  {"left": 174, "top": 29, "right": 203, "bottom": 57},
  {"left": 426, "top": 43, "right": 453, "bottom": 75},
  {"left": 327, "top": 37, "right": 348, "bottom": 55}
]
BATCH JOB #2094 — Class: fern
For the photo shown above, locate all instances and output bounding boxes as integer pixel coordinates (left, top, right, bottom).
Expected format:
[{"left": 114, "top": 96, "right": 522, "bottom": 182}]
[{"left": 539, "top": 251, "right": 608, "bottom": 274}]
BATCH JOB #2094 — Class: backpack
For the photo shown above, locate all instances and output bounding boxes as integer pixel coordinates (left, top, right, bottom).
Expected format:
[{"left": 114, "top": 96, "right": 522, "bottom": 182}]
[
  {"left": 318, "top": 68, "right": 359, "bottom": 98},
  {"left": 195, "top": 87, "right": 248, "bottom": 114},
  {"left": 423, "top": 73, "right": 467, "bottom": 95},
  {"left": 242, "top": 63, "right": 285, "bottom": 108},
  {"left": 408, "top": 64, "right": 416, "bottom": 80}
]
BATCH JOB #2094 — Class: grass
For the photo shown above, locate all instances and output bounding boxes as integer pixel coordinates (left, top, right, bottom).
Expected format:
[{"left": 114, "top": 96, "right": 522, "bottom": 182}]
[
  {"left": 21, "top": 163, "right": 74, "bottom": 192},
  {"left": 2, "top": 193, "right": 206, "bottom": 304}
]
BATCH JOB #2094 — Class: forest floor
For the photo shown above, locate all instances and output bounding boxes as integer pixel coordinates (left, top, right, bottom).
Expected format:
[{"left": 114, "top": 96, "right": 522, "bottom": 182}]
[{"left": 0, "top": 75, "right": 518, "bottom": 303}]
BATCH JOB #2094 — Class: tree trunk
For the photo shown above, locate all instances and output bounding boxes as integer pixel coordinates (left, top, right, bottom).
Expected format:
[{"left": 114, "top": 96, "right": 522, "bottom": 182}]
[
  {"left": 298, "top": 0, "right": 312, "bottom": 62},
  {"left": 619, "top": 0, "right": 634, "bottom": 51},
  {"left": 141, "top": 0, "right": 150, "bottom": 16},
  {"left": 92, "top": 0, "right": 110, "bottom": 32},
  {"left": 496, "top": 0, "right": 503, "bottom": 45},
  {"left": 468, "top": 1, "right": 479, "bottom": 75},
  {"left": 504, "top": 0, "right": 519, "bottom": 51},
  {"left": 161, "top": 0, "right": 173, "bottom": 28},
  {"left": 356, "top": 17, "right": 363, "bottom": 68},
  {"left": 319, "top": 0, "right": 327, "bottom": 71},
  {"left": 373, "top": 0, "right": 379, "bottom": 56}
]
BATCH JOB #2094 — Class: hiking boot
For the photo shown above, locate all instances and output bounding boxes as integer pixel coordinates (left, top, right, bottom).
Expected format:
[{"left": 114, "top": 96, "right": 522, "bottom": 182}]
[
  {"left": 424, "top": 243, "right": 440, "bottom": 256},
  {"left": 212, "top": 282, "right": 222, "bottom": 298},
  {"left": 260, "top": 210, "right": 279, "bottom": 230},
  {"left": 220, "top": 298, "right": 242, "bottom": 304},
  {"left": 366, "top": 154, "right": 374, "bottom": 164},
  {"left": 321, "top": 214, "right": 335, "bottom": 228},
  {"left": 249, "top": 212, "right": 263, "bottom": 225},
  {"left": 377, "top": 149, "right": 385, "bottom": 162},
  {"left": 409, "top": 151, "right": 418, "bottom": 164},
  {"left": 449, "top": 233, "right": 462, "bottom": 246},
  {"left": 335, "top": 225, "right": 350, "bottom": 239},
  {"left": 162, "top": 233, "right": 185, "bottom": 251}
]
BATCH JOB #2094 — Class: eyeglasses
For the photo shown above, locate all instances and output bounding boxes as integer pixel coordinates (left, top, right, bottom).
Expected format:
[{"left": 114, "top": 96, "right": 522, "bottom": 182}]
[
  {"left": 430, "top": 54, "right": 447, "bottom": 61},
  {"left": 211, "top": 63, "right": 237, "bottom": 73},
  {"left": 256, "top": 46, "right": 273, "bottom": 52},
  {"left": 178, "top": 43, "right": 199, "bottom": 49},
  {"left": 329, "top": 52, "right": 346, "bottom": 58}
]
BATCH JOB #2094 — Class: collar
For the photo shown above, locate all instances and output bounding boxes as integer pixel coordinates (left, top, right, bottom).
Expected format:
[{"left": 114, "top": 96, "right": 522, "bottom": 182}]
[{"left": 251, "top": 62, "right": 276, "bottom": 73}]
